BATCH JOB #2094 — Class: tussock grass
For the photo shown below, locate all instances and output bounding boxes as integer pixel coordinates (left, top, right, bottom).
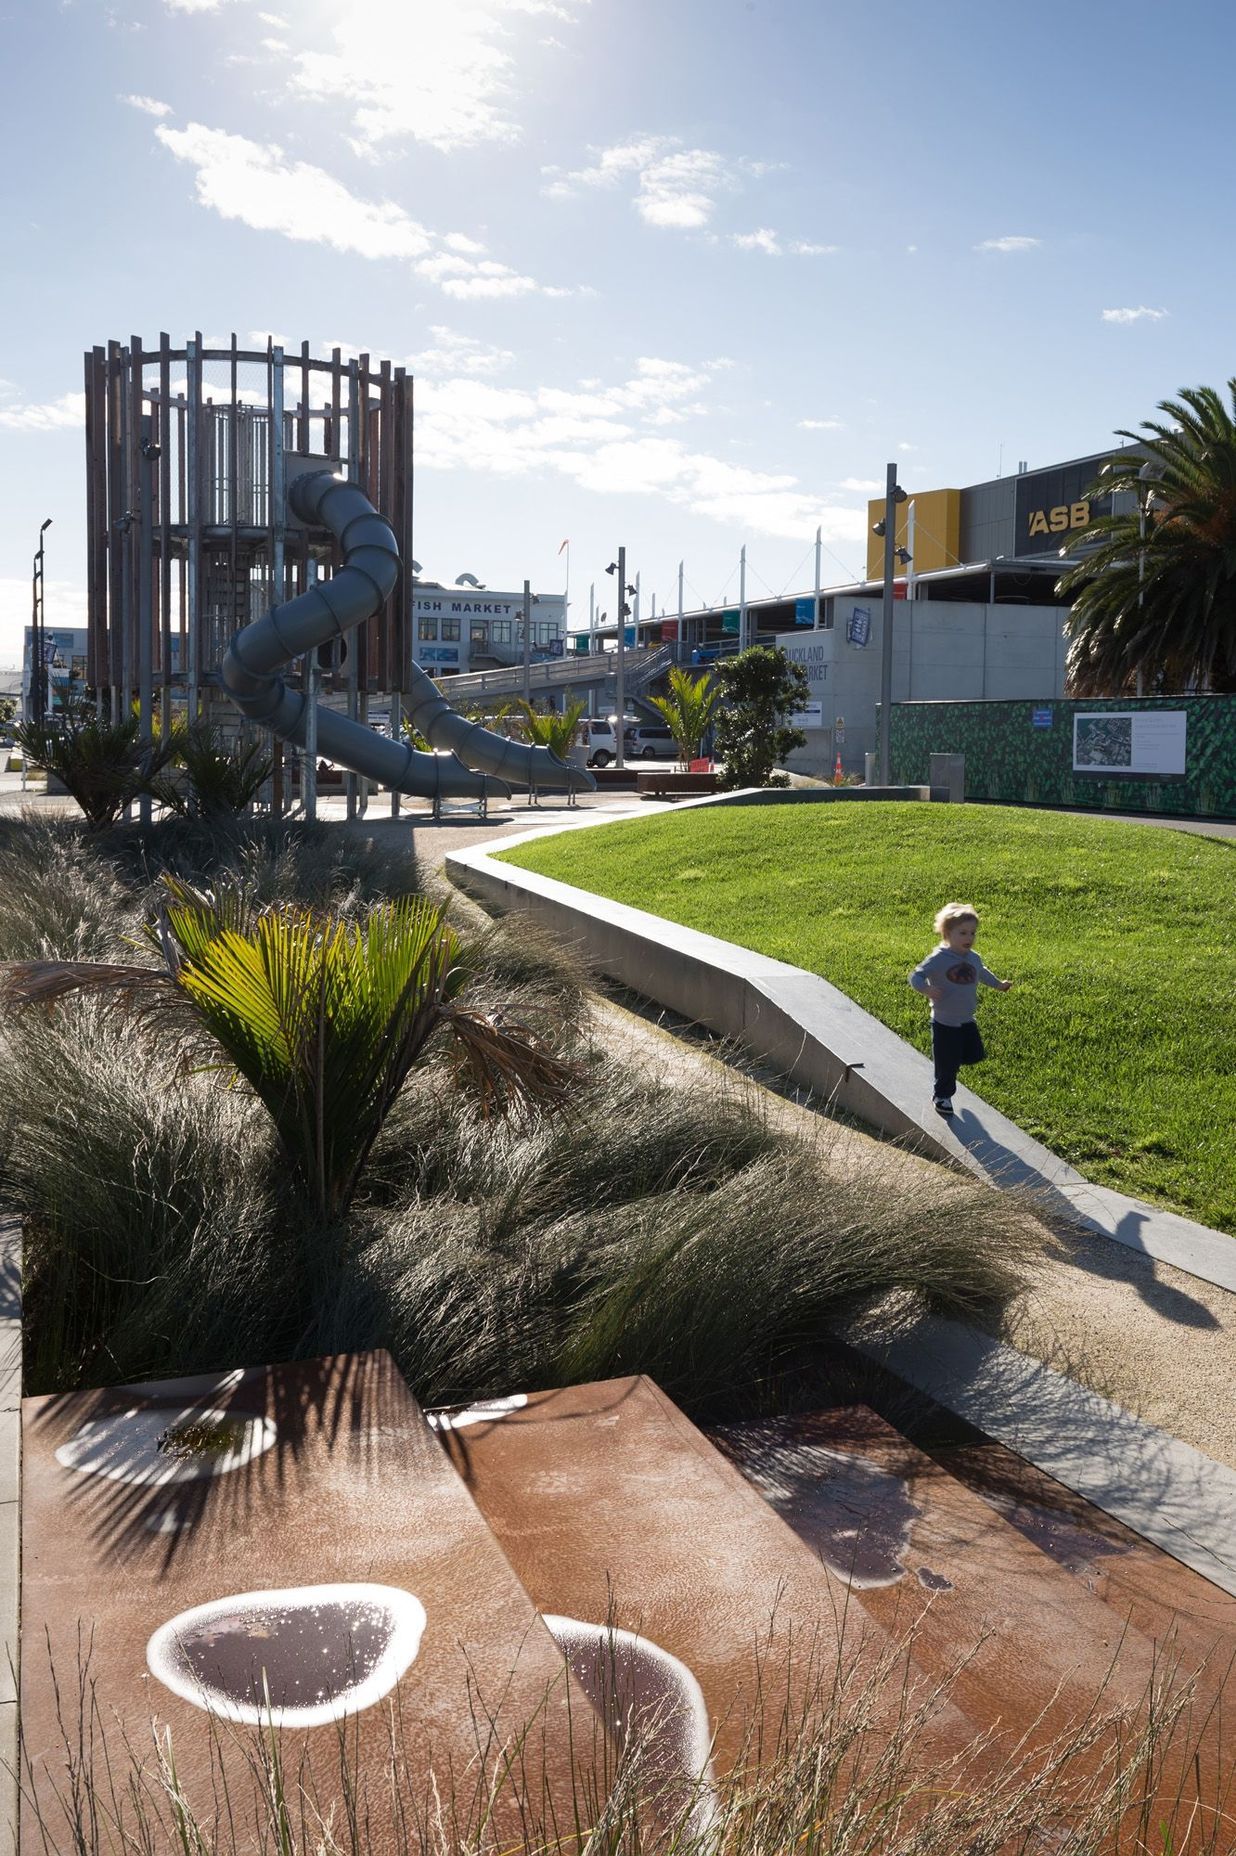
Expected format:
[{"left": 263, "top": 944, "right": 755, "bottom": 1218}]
[
  {"left": 500, "top": 802, "right": 1236, "bottom": 1235},
  {"left": 0, "top": 817, "right": 1040, "bottom": 1404}
]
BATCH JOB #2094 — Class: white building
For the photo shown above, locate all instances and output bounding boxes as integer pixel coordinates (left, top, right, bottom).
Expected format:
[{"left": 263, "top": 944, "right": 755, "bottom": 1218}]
[{"left": 412, "top": 584, "right": 566, "bottom": 677}]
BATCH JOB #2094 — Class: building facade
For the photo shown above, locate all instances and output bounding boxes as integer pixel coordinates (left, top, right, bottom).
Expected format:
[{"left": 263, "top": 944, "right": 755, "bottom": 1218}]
[{"left": 412, "top": 585, "right": 566, "bottom": 677}]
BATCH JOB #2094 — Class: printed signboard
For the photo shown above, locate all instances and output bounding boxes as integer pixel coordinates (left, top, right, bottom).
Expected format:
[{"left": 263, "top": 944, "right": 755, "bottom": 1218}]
[
  {"left": 1014, "top": 460, "right": 1115, "bottom": 557},
  {"left": 794, "top": 595, "right": 816, "bottom": 627},
  {"left": 845, "top": 605, "right": 871, "bottom": 648},
  {"left": 1032, "top": 706, "right": 1053, "bottom": 729},
  {"left": 775, "top": 632, "right": 830, "bottom": 728},
  {"left": 1073, "top": 710, "right": 1187, "bottom": 778},
  {"left": 419, "top": 646, "right": 460, "bottom": 665}
]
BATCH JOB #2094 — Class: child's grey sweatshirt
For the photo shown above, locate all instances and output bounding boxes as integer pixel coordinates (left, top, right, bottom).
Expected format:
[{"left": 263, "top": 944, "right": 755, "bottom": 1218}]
[{"left": 908, "top": 946, "right": 1004, "bottom": 1025}]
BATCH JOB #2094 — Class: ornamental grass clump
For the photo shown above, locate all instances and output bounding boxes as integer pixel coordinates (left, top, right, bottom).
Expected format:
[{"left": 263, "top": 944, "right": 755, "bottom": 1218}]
[{"left": 2, "top": 879, "right": 578, "bottom": 1222}]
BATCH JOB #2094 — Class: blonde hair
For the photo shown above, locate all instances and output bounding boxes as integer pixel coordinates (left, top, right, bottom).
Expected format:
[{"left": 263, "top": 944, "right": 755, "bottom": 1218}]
[{"left": 934, "top": 901, "right": 979, "bottom": 939}]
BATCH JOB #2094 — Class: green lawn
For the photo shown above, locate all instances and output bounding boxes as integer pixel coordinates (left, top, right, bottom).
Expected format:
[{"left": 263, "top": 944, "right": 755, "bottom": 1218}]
[{"left": 499, "top": 804, "right": 1236, "bottom": 1236}]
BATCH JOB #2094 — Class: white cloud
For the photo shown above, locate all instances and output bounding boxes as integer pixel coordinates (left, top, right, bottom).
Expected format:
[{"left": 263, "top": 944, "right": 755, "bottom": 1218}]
[
  {"left": 733, "top": 227, "right": 781, "bottom": 255},
  {"left": 1102, "top": 305, "right": 1169, "bottom": 324},
  {"left": 154, "top": 121, "right": 577, "bottom": 296},
  {"left": 732, "top": 229, "right": 838, "bottom": 257},
  {"left": 897, "top": 442, "right": 917, "bottom": 453},
  {"left": 798, "top": 418, "right": 844, "bottom": 431},
  {"left": 248, "top": 327, "right": 288, "bottom": 347},
  {"left": 407, "top": 327, "right": 513, "bottom": 376},
  {"left": 545, "top": 135, "right": 763, "bottom": 231},
  {"left": 413, "top": 355, "right": 867, "bottom": 543},
  {"left": 974, "top": 235, "right": 1041, "bottom": 253},
  {"left": 287, "top": 0, "right": 586, "bottom": 157},
  {"left": 163, "top": 0, "right": 237, "bottom": 10},
  {"left": 121, "top": 93, "right": 171, "bottom": 116},
  {"left": 838, "top": 477, "right": 881, "bottom": 492},
  {"left": 0, "top": 391, "right": 86, "bottom": 433}
]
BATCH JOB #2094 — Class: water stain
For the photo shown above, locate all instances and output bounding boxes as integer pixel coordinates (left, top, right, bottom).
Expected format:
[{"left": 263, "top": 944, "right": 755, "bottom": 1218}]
[
  {"left": 977, "top": 1489, "right": 1132, "bottom": 1579},
  {"left": 56, "top": 1406, "right": 276, "bottom": 1488},
  {"left": 917, "top": 1566, "right": 953, "bottom": 1593},
  {"left": 717, "top": 1431, "right": 923, "bottom": 1588},
  {"left": 147, "top": 1583, "right": 426, "bottom": 1728},
  {"left": 426, "top": 1394, "right": 528, "bottom": 1433},
  {"left": 543, "top": 1614, "right": 718, "bottom": 1835}
]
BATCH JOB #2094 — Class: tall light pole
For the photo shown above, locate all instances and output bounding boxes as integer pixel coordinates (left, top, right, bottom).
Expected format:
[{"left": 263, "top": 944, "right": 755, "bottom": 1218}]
[
  {"left": 606, "top": 548, "right": 634, "bottom": 769},
  {"left": 31, "top": 518, "right": 52, "bottom": 725},
  {"left": 874, "top": 463, "right": 907, "bottom": 785}
]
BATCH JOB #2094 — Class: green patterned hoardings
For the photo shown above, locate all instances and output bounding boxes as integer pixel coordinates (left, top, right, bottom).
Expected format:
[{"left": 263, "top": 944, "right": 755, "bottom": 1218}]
[{"left": 890, "top": 695, "right": 1236, "bottom": 819}]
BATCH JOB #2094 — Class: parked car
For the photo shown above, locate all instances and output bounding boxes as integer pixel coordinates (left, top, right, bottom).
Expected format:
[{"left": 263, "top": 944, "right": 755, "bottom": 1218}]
[
  {"left": 623, "top": 724, "right": 676, "bottom": 760},
  {"left": 577, "top": 717, "right": 618, "bottom": 768}
]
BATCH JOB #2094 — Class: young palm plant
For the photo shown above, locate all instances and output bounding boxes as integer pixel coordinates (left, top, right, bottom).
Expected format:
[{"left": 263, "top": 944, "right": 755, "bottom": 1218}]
[
  {"left": 11, "top": 716, "right": 179, "bottom": 830},
  {"left": 149, "top": 721, "right": 273, "bottom": 819},
  {"left": 648, "top": 665, "right": 722, "bottom": 767},
  {"left": 2, "top": 881, "right": 578, "bottom": 1220},
  {"left": 517, "top": 696, "right": 587, "bottom": 758}
]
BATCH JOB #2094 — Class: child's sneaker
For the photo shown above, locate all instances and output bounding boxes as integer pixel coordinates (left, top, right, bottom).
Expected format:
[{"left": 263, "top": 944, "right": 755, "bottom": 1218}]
[{"left": 933, "top": 1096, "right": 954, "bottom": 1117}]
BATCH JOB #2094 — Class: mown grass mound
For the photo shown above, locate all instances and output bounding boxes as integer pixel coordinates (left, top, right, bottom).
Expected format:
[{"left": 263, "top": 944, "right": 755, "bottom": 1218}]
[{"left": 499, "top": 802, "right": 1236, "bottom": 1235}]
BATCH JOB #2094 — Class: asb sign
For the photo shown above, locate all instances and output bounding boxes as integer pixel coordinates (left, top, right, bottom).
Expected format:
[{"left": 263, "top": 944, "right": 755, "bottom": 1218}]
[{"left": 1014, "top": 460, "right": 1113, "bottom": 557}]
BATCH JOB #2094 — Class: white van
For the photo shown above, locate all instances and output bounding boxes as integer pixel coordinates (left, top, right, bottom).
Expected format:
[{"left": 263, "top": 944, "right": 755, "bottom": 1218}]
[{"left": 577, "top": 717, "right": 618, "bottom": 768}]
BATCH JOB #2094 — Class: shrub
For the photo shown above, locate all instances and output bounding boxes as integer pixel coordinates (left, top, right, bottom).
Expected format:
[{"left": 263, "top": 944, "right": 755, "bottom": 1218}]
[{"left": 713, "top": 647, "right": 810, "bottom": 790}]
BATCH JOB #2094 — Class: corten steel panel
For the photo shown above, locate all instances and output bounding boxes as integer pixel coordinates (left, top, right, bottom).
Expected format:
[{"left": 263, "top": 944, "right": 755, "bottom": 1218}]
[
  {"left": 713, "top": 1407, "right": 1236, "bottom": 1834},
  {"left": 21, "top": 1351, "right": 593, "bottom": 1853},
  {"left": 438, "top": 1374, "right": 979, "bottom": 1775}
]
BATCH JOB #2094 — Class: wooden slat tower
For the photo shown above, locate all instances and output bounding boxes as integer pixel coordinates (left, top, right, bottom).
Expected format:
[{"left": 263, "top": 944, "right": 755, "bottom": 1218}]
[{"left": 82, "top": 334, "right": 415, "bottom": 770}]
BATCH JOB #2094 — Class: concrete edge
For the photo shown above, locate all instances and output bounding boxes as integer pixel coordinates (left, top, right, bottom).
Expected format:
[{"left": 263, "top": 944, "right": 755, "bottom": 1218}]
[
  {"left": 854, "top": 1316, "right": 1236, "bottom": 1598},
  {"left": 444, "top": 838, "right": 1236, "bottom": 1296},
  {"left": 0, "top": 1218, "right": 19, "bottom": 1856}
]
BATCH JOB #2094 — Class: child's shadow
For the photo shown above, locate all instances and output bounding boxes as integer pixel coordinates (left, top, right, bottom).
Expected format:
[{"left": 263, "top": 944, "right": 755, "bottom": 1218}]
[{"left": 948, "top": 1105, "right": 1222, "bottom": 1333}]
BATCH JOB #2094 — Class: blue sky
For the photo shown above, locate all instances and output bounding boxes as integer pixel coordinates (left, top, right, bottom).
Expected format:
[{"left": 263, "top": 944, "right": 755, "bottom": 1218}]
[{"left": 2, "top": 0, "right": 1232, "bottom": 665}]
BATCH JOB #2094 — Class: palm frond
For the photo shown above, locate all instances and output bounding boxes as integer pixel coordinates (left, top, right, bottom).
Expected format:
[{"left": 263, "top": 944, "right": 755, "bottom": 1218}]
[{"left": 444, "top": 1008, "right": 584, "bottom": 1122}]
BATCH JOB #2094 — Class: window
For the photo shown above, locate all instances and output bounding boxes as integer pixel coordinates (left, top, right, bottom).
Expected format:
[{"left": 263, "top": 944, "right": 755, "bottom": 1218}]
[
  {"left": 470, "top": 620, "right": 488, "bottom": 644},
  {"left": 492, "top": 620, "right": 511, "bottom": 645},
  {"left": 418, "top": 616, "right": 437, "bottom": 641},
  {"left": 441, "top": 616, "right": 461, "bottom": 641},
  {"left": 534, "top": 622, "right": 558, "bottom": 646}
]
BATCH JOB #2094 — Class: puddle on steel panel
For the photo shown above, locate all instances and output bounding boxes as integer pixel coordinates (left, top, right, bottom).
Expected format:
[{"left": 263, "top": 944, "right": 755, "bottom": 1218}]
[
  {"left": 147, "top": 1583, "right": 426, "bottom": 1728},
  {"left": 56, "top": 1406, "right": 276, "bottom": 1487}
]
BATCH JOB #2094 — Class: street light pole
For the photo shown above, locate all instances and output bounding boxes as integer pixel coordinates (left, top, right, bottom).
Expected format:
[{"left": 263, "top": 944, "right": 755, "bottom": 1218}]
[
  {"left": 614, "top": 545, "right": 626, "bottom": 769},
  {"left": 877, "top": 461, "right": 900, "bottom": 786},
  {"left": 31, "top": 518, "right": 52, "bottom": 726}
]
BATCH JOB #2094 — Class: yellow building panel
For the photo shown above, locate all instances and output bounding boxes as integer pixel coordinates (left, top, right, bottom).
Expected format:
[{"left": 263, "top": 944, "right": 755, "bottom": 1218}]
[{"left": 865, "top": 487, "right": 960, "bottom": 581}]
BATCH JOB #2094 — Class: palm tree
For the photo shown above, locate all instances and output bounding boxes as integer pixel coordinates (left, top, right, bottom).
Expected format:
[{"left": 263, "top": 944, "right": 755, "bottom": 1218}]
[
  {"left": 2, "top": 881, "right": 577, "bottom": 1220},
  {"left": 1058, "top": 381, "right": 1236, "bottom": 694},
  {"left": 648, "top": 666, "right": 722, "bottom": 767}
]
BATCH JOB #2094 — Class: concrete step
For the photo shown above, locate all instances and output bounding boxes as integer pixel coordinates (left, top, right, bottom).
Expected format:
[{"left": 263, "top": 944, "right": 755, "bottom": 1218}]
[
  {"left": 20, "top": 1351, "right": 596, "bottom": 1853},
  {"left": 712, "top": 1404, "right": 1235, "bottom": 1839},
  {"left": 434, "top": 1373, "right": 983, "bottom": 1787}
]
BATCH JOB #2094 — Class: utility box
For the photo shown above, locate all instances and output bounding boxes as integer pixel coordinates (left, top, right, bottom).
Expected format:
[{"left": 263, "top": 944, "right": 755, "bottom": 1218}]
[
  {"left": 863, "top": 752, "right": 877, "bottom": 785},
  {"left": 929, "top": 752, "right": 965, "bottom": 803}
]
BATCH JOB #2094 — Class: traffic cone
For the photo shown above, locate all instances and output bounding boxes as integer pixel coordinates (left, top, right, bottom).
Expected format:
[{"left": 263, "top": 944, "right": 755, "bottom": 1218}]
[{"left": 833, "top": 751, "right": 844, "bottom": 784}]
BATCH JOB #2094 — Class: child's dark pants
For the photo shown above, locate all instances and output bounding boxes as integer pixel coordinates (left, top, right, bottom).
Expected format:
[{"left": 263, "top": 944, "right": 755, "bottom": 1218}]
[{"left": 931, "top": 1019, "right": 986, "bottom": 1099}]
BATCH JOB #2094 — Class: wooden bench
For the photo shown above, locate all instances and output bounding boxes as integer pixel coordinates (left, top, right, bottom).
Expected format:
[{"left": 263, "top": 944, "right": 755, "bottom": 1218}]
[{"left": 635, "top": 770, "right": 718, "bottom": 800}]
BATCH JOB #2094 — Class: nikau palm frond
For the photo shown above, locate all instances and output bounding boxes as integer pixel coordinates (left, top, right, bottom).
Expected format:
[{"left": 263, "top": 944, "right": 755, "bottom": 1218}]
[
  {"left": 1059, "top": 378, "right": 1236, "bottom": 694},
  {"left": 1, "top": 881, "right": 580, "bottom": 1218},
  {"left": 648, "top": 666, "right": 721, "bottom": 767}
]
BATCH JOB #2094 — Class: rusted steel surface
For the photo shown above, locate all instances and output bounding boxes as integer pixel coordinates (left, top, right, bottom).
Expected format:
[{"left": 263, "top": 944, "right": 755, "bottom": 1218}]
[
  {"left": 714, "top": 1405, "right": 1236, "bottom": 1839},
  {"left": 21, "top": 1352, "right": 592, "bottom": 1853},
  {"left": 437, "top": 1374, "right": 979, "bottom": 1775}
]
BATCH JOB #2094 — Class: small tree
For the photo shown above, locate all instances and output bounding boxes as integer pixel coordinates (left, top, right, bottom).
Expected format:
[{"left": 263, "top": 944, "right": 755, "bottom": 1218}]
[
  {"left": 648, "top": 666, "right": 722, "bottom": 768},
  {"left": 517, "top": 696, "right": 587, "bottom": 759},
  {"left": 712, "top": 647, "right": 810, "bottom": 790}
]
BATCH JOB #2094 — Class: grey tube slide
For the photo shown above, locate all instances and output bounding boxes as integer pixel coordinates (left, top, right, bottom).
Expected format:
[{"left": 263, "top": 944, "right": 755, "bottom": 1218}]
[{"left": 222, "top": 470, "right": 593, "bottom": 800}]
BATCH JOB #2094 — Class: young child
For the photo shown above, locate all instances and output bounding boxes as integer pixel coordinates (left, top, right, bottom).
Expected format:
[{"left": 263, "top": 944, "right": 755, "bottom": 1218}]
[{"left": 909, "top": 902, "right": 1012, "bottom": 1116}]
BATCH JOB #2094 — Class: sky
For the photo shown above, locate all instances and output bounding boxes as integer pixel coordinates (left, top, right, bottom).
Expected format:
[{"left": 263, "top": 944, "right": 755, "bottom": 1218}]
[{"left": 2, "top": 0, "right": 1234, "bottom": 667}]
